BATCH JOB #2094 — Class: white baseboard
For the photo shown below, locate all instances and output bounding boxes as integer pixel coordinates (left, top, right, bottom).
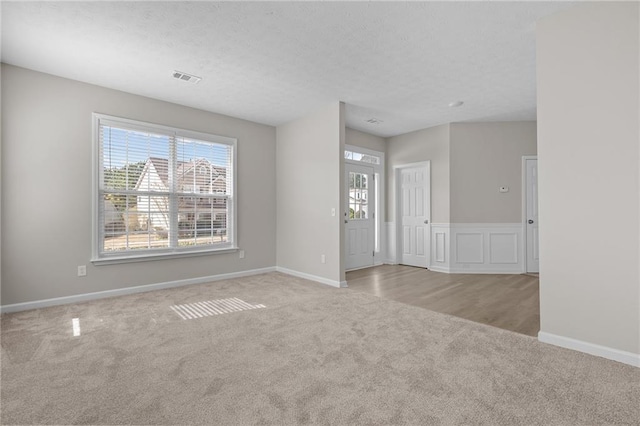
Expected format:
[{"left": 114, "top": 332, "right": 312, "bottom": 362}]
[
  {"left": 538, "top": 331, "right": 640, "bottom": 368},
  {"left": 0, "top": 267, "right": 277, "bottom": 314},
  {"left": 276, "top": 267, "right": 347, "bottom": 288},
  {"left": 427, "top": 265, "right": 449, "bottom": 273},
  {"left": 345, "top": 264, "right": 375, "bottom": 272},
  {"left": 447, "top": 268, "right": 526, "bottom": 274}
]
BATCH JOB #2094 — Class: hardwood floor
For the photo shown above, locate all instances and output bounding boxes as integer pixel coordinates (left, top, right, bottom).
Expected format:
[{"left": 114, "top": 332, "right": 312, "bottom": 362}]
[{"left": 346, "top": 265, "right": 540, "bottom": 336}]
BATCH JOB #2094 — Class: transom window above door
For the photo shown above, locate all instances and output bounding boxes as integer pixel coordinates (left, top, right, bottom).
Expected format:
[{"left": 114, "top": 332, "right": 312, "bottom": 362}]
[{"left": 344, "top": 149, "right": 380, "bottom": 165}]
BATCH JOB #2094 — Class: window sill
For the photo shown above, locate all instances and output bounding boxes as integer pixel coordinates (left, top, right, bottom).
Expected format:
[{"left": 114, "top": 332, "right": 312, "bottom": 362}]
[{"left": 91, "top": 246, "right": 239, "bottom": 266}]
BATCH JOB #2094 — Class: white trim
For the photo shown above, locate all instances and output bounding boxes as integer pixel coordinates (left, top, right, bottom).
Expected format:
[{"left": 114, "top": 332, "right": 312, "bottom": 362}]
[
  {"left": 446, "top": 268, "right": 523, "bottom": 274},
  {"left": 427, "top": 266, "right": 449, "bottom": 273},
  {"left": 450, "top": 223, "right": 522, "bottom": 273},
  {"left": 424, "top": 223, "right": 524, "bottom": 274},
  {"left": 276, "top": 266, "right": 348, "bottom": 288},
  {"left": 538, "top": 331, "right": 640, "bottom": 368},
  {"left": 344, "top": 162, "right": 376, "bottom": 271},
  {"left": 430, "top": 223, "right": 450, "bottom": 270},
  {"left": 522, "top": 155, "right": 538, "bottom": 274},
  {"left": 0, "top": 267, "right": 276, "bottom": 314},
  {"left": 444, "top": 223, "right": 524, "bottom": 228},
  {"left": 92, "top": 246, "right": 239, "bottom": 265},
  {"left": 92, "top": 112, "right": 238, "bottom": 263},
  {"left": 90, "top": 247, "right": 240, "bottom": 266},
  {"left": 344, "top": 144, "right": 386, "bottom": 266},
  {"left": 346, "top": 264, "right": 382, "bottom": 272},
  {"left": 344, "top": 144, "right": 385, "bottom": 169}
]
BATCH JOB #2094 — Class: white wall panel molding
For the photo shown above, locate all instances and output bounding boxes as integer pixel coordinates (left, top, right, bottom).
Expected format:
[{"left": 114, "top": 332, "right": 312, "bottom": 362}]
[
  {"left": 426, "top": 223, "right": 524, "bottom": 274},
  {"left": 430, "top": 224, "right": 450, "bottom": 272},
  {"left": 392, "top": 223, "right": 523, "bottom": 274},
  {"left": 450, "top": 223, "right": 523, "bottom": 273},
  {"left": 455, "top": 233, "right": 485, "bottom": 264}
]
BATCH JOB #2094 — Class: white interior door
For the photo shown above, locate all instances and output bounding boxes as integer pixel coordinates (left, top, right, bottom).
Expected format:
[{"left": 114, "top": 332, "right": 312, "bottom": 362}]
[
  {"left": 345, "top": 164, "right": 375, "bottom": 270},
  {"left": 399, "top": 164, "right": 430, "bottom": 268},
  {"left": 525, "top": 158, "right": 540, "bottom": 272}
]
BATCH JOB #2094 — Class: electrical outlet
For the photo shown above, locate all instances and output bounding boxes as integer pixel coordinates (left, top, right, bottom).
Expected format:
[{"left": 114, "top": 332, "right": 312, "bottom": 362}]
[
  {"left": 331, "top": 208, "right": 336, "bottom": 216},
  {"left": 321, "top": 254, "right": 326, "bottom": 264},
  {"left": 239, "top": 250, "right": 245, "bottom": 259},
  {"left": 77, "top": 265, "right": 87, "bottom": 277}
]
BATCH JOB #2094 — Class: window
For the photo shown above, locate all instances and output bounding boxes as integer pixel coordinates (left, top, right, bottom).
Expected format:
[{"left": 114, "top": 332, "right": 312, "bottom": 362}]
[
  {"left": 93, "top": 114, "right": 237, "bottom": 263},
  {"left": 348, "top": 171, "right": 369, "bottom": 219},
  {"left": 344, "top": 149, "right": 380, "bottom": 165}
]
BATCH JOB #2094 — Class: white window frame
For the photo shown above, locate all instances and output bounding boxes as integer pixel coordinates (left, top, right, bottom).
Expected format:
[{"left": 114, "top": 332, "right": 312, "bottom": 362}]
[{"left": 91, "top": 113, "right": 238, "bottom": 265}]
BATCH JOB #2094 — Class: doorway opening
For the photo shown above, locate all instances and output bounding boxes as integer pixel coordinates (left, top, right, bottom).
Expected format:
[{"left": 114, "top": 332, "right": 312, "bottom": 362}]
[
  {"left": 344, "top": 145, "right": 384, "bottom": 271},
  {"left": 395, "top": 162, "right": 431, "bottom": 268}
]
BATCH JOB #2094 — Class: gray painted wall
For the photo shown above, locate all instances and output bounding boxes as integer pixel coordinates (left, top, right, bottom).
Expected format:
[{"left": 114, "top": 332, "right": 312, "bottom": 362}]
[
  {"left": 1, "top": 64, "right": 277, "bottom": 305},
  {"left": 276, "top": 102, "right": 345, "bottom": 284},
  {"left": 537, "top": 2, "right": 639, "bottom": 354},
  {"left": 345, "top": 128, "right": 386, "bottom": 153},
  {"left": 450, "top": 122, "right": 537, "bottom": 223},
  {"left": 386, "top": 124, "right": 450, "bottom": 223}
]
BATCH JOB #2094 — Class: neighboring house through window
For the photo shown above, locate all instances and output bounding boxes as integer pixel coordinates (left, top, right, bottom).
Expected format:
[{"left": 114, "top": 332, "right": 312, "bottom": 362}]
[{"left": 93, "top": 114, "right": 237, "bottom": 263}]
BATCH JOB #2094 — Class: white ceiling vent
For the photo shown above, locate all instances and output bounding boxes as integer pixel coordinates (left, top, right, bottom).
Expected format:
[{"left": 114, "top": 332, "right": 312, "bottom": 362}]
[
  {"left": 366, "top": 118, "right": 383, "bottom": 125},
  {"left": 172, "top": 70, "right": 202, "bottom": 84}
]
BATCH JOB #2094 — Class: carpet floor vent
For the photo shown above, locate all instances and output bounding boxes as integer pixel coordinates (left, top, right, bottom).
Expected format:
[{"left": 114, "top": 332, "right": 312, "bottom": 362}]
[{"left": 170, "top": 298, "right": 265, "bottom": 320}]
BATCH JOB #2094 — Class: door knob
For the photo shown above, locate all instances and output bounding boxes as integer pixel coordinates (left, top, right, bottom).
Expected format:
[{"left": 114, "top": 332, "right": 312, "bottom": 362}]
[
  {"left": 424, "top": 220, "right": 429, "bottom": 224},
  {"left": 528, "top": 219, "right": 534, "bottom": 224}
]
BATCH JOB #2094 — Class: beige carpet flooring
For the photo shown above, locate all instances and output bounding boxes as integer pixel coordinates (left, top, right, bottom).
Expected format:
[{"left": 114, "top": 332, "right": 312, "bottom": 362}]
[{"left": 1, "top": 272, "right": 638, "bottom": 425}]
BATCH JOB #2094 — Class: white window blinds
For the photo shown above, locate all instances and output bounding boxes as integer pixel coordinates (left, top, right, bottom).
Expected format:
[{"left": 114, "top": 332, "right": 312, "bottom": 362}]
[{"left": 94, "top": 114, "right": 236, "bottom": 261}]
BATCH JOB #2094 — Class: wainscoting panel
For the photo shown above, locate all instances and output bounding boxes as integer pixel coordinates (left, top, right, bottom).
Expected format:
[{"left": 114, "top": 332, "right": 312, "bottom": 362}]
[
  {"left": 427, "top": 224, "right": 523, "bottom": 274},
  {"left": 455, "top": 233, "right": 484, "bottom": 264},
  {"left": 489, "top": 233, "right": 519, "bottom": 264},
  {"left": 429, "top": 224, "right": 450, "bottom": 273},
  {"left": 391, "top": 223, "right": 523, "bottom": 274},
  {"left": 450, "top": 224, "right": 523, "bottom": 273}
]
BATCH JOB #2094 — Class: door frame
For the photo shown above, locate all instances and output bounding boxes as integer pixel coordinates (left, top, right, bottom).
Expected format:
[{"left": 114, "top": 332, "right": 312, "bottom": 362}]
[
  {"left": 344, "top": 145, "right": 385, "bottom": 268},
  {"left": 521, "top": 155, "right": 538, "bottom": 273},
  {"left": 394, "top": 161, "right": 431, "bottom": 268},
  {"left": 344, "top": 162, "right": 376, "bottom": 271}
]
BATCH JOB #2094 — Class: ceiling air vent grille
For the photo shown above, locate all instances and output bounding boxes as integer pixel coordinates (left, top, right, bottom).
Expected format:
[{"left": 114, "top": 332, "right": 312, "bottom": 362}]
[{"left": 172, "top": 70, "right": 202, "bottom": 84}]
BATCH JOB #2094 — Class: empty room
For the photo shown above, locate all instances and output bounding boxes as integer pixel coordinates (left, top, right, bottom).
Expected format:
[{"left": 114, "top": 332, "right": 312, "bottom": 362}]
[{"left": 1, "top": 1, "right": 638, "bottom": 425}]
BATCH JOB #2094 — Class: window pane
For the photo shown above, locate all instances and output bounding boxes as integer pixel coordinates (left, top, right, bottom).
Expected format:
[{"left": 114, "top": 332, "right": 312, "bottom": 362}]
[
  {"left": 102, "top": 194, "right": 170, "bottom": 251},
  {"left": 102, "top": 127, "right": 170, "bottom": 192},
  {"left": 176, "top": 138, "right": 231, "bottom": 196},
  {"left": 177, "top": 196, "right": 228, "bottom": 247},
  {"left": 343, "top": 149, "right": 380, "bottom": 165}
]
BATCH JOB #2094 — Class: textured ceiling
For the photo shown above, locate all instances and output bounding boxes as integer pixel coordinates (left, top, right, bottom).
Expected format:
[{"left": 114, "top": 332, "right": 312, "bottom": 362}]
[{"left": 1, "top": 1, "right": 575, "bottom": 137}]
